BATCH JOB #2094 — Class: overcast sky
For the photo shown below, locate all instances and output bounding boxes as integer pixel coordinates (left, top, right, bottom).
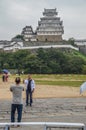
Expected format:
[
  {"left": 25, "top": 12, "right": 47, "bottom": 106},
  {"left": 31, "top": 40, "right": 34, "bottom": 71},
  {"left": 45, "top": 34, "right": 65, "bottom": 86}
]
[{"left": 0, "top": 0, "right": 86, "bottom": 40}]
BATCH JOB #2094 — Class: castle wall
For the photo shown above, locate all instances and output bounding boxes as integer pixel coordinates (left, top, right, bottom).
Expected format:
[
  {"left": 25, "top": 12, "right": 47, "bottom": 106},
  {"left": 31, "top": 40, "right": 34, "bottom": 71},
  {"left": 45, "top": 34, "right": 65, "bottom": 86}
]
[{"left": 36, "top": 35, "right": 62, "bottom": 42}]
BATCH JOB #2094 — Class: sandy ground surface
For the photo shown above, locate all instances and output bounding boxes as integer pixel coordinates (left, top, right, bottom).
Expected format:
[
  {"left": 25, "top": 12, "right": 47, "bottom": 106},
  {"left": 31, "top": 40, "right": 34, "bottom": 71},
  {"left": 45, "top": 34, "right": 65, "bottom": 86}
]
[
  {"left": 0, "top": 79, "right": 86, "bottom": 130},
  {"left": 0, "top": 80, "right": 85, "bottom": 100}
]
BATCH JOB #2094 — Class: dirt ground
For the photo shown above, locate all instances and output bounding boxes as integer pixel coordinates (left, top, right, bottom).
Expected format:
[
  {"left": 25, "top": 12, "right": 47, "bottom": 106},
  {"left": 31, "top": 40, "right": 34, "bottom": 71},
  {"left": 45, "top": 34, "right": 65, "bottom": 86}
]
[{"left": 0, "top": 79, "right": 85, "bottom": 100}]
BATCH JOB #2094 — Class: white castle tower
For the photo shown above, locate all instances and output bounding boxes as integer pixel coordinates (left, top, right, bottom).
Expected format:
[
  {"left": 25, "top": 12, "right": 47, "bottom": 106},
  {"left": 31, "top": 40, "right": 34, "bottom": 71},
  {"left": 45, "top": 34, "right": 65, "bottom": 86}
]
[{"left": 36, "top": 8, "right": 64, "bottom": 42}]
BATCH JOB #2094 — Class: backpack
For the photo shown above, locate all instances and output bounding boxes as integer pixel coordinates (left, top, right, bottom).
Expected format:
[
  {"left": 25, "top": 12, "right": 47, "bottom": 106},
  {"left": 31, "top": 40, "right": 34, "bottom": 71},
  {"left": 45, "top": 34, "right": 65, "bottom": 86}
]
[{"left": 27, "top": 79, "right": 32, "bottom": 91}]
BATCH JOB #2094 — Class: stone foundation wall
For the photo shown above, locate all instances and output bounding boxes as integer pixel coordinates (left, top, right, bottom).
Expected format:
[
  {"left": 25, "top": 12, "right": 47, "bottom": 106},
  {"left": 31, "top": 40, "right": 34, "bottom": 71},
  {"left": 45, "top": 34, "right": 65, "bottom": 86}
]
[{"left": 36, "top": 35, "right": 62, "bottom": 42}]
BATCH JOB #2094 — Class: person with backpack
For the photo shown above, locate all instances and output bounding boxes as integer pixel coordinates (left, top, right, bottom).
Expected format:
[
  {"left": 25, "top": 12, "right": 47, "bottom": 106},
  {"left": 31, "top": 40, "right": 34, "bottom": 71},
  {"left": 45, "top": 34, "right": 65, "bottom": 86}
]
[{"left": 24, "top": 74, "right": 35, "bottom": 107}]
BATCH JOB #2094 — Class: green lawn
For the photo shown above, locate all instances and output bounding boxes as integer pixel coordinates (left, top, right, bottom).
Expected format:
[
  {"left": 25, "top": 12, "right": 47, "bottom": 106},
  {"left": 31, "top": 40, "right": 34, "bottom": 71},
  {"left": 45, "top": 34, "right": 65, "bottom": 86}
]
[{"left": 25, "top": 74, "right": 86, "bottom": 87}]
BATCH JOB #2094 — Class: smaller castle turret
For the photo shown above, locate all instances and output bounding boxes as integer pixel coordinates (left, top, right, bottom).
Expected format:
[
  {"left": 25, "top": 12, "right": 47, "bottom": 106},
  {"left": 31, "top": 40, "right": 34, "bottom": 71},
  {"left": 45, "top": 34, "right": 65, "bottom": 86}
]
[{"left": 21, "top": 26, "right": 34, "bottom": 41}]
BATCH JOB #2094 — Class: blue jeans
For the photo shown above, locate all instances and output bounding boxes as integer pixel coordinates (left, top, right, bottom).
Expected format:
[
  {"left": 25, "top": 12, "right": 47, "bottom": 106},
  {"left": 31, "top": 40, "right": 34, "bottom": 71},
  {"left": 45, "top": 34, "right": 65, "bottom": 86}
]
[
  {"left": 26, "top": 90, "right": 32, "bottom": 106},
  {"left": 11, "top": 104, "right": 23, "bottom": 122}
]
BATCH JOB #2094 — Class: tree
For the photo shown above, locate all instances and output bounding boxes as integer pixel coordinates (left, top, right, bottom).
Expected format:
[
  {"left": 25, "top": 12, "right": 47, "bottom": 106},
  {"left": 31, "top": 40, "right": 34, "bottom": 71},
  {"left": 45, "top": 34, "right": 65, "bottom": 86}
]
[
  {"left": 82, "top": 65, "right": 86, "bottom": 74},
  {"left": 0, "top": 48, "right": 86, "bottom": 74},
  {"left": 66, "top": 56, "right": 85, "bottom": 74},
  {"left": 12, "top": 34, "right": 24, "bottom": 41},
  {"left": 68, "top": 38, "right": 75, "bottom": 46}
]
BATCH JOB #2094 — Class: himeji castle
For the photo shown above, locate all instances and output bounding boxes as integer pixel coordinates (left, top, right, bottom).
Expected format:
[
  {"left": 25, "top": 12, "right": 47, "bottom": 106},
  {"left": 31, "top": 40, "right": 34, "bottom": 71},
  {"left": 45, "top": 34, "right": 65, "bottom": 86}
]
[
  {"left": 21, "top": 8, "right": 64, "bottom": 42},
  {"left": 0, "top": 8, "right": 80, "bottom": 52},
  {"left": 36, "top": 8, "right": 64, "bottom": 42}
]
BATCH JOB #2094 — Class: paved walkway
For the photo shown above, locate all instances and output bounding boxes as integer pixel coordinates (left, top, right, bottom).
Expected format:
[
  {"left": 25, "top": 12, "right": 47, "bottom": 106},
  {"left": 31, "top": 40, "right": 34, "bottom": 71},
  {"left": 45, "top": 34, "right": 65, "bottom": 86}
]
[{"left": 0, "top": 98, "right": 86, "bottom": 129}]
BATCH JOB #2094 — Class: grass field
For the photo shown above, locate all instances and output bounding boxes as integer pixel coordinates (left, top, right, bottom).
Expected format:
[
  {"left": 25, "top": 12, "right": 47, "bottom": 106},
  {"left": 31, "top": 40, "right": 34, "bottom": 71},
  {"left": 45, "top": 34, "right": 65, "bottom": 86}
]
[
  {"left": 0, "top": 74, "right": 86, "bottom": 99},
  {"left": 27, "top": 74, "right": 86, "bottom": 87}
]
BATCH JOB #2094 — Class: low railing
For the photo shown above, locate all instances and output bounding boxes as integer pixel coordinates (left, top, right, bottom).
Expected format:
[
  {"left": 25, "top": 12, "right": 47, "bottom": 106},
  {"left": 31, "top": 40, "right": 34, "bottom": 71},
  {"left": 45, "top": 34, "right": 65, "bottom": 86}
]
[{"left": 0, "top": 122, "right": 85, "bottom": 130}]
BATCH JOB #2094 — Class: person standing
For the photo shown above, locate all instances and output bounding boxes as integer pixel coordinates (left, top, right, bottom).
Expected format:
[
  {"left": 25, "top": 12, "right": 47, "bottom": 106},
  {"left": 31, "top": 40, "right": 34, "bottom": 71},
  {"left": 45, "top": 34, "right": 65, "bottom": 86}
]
[
  {"left": 10, "top": 77, "right": 24, "bottom": 123},
  {"left": 2, "top": 73, "right": 6, "bottom": 82},
  {"left": 2, "top": 73, "right": 9, "bottom": 82},
  {"left": 24, "top": 74, "right": 35, "bottom": 107}
]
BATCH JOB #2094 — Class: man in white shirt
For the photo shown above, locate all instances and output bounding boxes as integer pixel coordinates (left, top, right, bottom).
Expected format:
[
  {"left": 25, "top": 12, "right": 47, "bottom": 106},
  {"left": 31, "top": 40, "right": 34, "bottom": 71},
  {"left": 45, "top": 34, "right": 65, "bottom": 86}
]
[{"left": 24, "top": 74, "right": 35, "bottom": 107}]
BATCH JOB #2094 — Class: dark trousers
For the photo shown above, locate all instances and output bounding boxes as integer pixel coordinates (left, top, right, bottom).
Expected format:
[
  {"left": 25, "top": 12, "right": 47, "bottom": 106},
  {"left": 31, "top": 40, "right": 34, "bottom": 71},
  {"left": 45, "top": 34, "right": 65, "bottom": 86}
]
[
  {"left": 26, "top": 90, "right": 32, "bottom": 106},
  {"left": 11, "top": 104, "right": 23, "bottom": 122}
]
